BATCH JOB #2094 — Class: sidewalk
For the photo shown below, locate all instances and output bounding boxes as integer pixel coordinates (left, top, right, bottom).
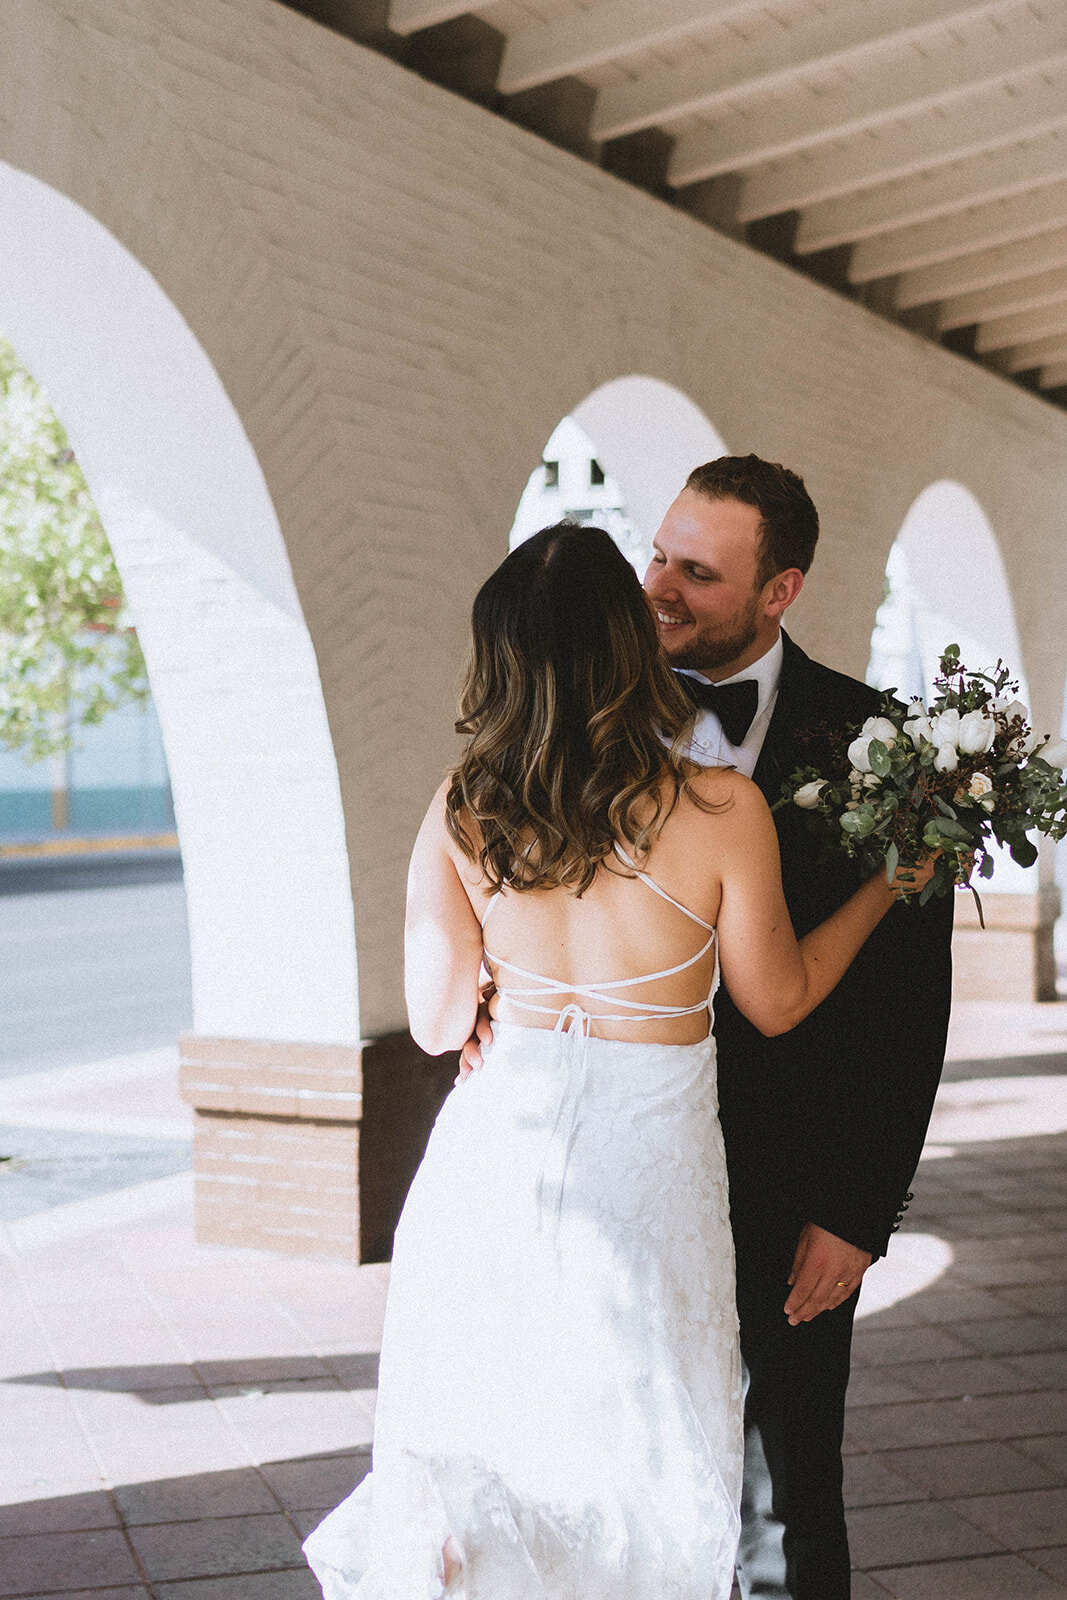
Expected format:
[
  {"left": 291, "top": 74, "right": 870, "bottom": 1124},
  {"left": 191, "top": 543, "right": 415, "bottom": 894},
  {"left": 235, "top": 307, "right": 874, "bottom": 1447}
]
[{"left": 1, "top": 1003, "right": 1065, "bottom": 1599}]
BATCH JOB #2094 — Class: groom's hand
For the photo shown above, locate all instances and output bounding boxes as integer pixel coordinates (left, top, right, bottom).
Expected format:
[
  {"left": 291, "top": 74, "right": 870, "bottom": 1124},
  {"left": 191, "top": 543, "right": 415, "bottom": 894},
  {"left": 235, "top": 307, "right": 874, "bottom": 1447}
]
[
  {"left": 784, "top": 1223, "right": 872, "bottom": 1326},
  {"left": 456, "top": 991, "right": 495, "bottom": 1082}
]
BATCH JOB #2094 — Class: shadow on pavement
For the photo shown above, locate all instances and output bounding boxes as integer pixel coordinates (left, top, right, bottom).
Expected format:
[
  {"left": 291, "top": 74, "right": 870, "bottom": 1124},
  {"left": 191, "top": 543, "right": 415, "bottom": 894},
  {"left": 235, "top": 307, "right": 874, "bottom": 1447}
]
[
  {"left": 3, "top": 1353, "right": 380, "bottom": 1405},
  {"left": 0, "top": 1450, "right": 370, "bottom": 1596}
]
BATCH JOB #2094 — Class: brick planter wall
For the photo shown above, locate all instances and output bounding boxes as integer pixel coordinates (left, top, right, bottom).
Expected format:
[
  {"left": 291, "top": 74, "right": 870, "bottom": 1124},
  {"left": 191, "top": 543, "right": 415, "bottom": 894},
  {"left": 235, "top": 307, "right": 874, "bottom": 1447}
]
[{"left": 180, "top": 1032, "right": 457, "bottom": 1261}]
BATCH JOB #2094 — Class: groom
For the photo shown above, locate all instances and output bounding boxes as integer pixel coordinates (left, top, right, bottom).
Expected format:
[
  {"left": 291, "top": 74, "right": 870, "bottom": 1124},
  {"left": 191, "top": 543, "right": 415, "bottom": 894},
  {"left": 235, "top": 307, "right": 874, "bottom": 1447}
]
[{"left": 645, "top": 454, "right": 954, "bottom": 1598}]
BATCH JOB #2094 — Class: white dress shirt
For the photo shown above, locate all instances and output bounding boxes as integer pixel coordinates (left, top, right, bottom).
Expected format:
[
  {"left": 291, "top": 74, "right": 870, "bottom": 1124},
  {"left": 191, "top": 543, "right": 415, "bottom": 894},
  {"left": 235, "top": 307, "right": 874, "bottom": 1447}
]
[{"left": 676, "top": 632, "right": 784, "bottom": 778}]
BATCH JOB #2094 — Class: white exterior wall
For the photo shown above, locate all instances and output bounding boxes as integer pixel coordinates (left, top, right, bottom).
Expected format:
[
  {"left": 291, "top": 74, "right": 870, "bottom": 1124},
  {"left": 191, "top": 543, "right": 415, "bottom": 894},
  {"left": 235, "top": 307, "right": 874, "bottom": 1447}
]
[{"left": 2, "top": 0, "right": 1065, "bottom": 1033}]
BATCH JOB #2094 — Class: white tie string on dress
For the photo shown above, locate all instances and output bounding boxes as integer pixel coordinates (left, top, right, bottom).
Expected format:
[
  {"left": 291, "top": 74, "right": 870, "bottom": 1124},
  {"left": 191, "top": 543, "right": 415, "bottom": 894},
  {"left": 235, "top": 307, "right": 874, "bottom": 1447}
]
[
  {"left": 534, "top": 1003, "right": 593, "bottom": 1234},
  {"left": 480, "top": 848, "right": 718, "bottom": 1238}
]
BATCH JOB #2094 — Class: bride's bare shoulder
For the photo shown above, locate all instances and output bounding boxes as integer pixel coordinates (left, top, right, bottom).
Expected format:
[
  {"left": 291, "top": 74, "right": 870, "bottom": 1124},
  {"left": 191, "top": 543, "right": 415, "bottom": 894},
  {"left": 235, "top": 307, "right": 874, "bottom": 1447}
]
[{"left": 682, "top": 763, "right": 765, "bottom": 814}]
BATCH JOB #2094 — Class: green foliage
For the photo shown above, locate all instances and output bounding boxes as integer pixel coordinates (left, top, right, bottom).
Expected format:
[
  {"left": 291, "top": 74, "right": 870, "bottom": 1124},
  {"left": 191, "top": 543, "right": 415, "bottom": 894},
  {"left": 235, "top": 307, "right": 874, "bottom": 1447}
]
[{"left": 0, "top": 336, "right": 148, "bottom": 762}]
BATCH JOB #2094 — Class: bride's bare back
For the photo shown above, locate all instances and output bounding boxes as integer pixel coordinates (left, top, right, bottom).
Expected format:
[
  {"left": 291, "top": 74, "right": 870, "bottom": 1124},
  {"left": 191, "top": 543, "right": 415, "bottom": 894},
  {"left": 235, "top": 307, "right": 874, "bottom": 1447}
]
[
  {"left": 406, "top": 762, "right": 901, "bottom": 1058},
  {"left": 465, "top": 768, "right": 740, "bottom": 1045}
]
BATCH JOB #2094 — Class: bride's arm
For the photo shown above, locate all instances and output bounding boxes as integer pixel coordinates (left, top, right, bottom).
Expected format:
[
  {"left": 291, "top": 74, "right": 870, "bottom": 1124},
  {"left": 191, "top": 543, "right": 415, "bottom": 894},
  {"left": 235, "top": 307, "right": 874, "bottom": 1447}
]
[
  {"left": 404, "top": 782, "right": 485, "bottom": 1055},
  {"left": 712, "top": 777, "right": 906, "bottom": 1037}
]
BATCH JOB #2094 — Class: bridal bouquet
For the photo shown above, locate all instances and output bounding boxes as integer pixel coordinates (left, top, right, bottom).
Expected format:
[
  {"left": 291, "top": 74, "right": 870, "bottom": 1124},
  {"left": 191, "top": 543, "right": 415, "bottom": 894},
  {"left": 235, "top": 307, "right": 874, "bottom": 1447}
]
[{"left": 775, "top": 646, "right": 1067, "bottom": 917}]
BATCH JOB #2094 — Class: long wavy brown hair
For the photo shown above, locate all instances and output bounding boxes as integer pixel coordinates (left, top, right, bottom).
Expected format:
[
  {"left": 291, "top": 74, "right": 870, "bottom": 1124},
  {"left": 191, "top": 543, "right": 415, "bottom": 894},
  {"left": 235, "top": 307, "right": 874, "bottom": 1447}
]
[{"left": 446, "top": 523, "right": 701, "bottom": 894}]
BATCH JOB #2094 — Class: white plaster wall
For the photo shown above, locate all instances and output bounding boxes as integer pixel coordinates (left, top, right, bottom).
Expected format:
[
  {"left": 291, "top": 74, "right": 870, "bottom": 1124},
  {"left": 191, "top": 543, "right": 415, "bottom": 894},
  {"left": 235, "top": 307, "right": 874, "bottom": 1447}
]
[{"left": 0, "top": 163, "right": 359, "bottom": 1044}]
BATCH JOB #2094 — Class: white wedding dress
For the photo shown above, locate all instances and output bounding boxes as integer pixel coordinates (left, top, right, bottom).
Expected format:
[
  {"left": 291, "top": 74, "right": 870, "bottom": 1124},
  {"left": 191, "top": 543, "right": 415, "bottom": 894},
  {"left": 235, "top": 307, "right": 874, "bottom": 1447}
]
[{"left": 303, "top": 855, "right": 743, "bottom": 1599}]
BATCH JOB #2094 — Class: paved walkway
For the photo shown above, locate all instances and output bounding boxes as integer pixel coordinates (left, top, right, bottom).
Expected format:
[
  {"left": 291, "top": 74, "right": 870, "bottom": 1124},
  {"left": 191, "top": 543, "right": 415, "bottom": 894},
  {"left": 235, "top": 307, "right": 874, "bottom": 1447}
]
[{"left": 1, "top": 1001, "right": 1065, "bottom": 1600}]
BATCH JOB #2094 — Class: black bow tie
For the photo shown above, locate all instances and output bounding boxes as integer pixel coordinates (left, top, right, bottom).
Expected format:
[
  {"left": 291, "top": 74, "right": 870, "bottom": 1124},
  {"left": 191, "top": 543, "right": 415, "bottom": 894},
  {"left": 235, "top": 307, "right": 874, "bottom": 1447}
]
[{"left": 677, "top": 675, "right": 760, "bottom": 747}]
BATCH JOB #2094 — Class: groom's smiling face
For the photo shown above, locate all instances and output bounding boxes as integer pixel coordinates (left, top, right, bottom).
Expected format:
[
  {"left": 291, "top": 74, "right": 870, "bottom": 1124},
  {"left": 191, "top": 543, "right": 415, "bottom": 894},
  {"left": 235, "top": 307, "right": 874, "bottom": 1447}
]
[{"left": 644, "top": 490, "right": 774, "bottom": 678}]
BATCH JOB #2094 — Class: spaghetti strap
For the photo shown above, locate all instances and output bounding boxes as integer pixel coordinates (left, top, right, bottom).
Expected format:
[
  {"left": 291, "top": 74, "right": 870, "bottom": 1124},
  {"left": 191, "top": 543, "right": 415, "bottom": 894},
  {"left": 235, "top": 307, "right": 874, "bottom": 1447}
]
[
  {"left": 613, "top": 845, "right": 715, "bottom": 931},
  {"left": 481, "top": 846, "right": 718, "bottom": 1030}
]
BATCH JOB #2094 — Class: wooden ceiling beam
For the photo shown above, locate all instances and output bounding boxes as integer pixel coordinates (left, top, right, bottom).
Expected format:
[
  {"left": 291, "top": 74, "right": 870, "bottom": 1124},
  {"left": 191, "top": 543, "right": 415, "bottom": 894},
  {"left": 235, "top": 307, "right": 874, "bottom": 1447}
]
[
  {"left": 939, "top": 263, "right": 1067, "bottom": 330},
  {"left": 796, "top": 135, "right": 1067, "bottom": 254},
  {"left": 733, "top": 76, "right": 1067, "bottom": 218},
  {"left": 847, "top": 176, "right": 1067, "bottom": 282},
  {"left": 669, "top": 15, "right": 1067, "bottom": 186},
  {"left": 388, "top": 0, "right": 472, "bottom": 34},
  {"left": 498, "top": 0, "right": 763, "bottom": 97},
  {"left": 589, "top": 0, "right": 995, "bottom": 141},
  {"left": 1004, "top": 329, "right": 1067, "bottom": 371},
  {"left": 974, "top": 298, "right": 1067, "bottom": 352},
  {"left": 895, "top": 223, "right": 1067, "bottom": 307}
]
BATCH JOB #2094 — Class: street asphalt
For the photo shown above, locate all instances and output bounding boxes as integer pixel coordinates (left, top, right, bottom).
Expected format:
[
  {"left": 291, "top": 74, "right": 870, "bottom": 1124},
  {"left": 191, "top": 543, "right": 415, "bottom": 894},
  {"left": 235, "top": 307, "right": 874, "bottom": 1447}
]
[{"left": 0, "top": 862, "right": 193, "bottom": 1218}]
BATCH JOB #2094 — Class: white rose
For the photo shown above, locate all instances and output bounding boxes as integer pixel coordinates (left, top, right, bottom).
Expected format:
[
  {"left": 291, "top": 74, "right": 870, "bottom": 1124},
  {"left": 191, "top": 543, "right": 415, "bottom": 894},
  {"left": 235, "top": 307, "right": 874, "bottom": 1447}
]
[
  {"left": 934, "top": 743, "right": 958, "bottom": 773},
  {"left": 904, "top": 713, "right": 934, "bottom": 748},
  {"left": 847, "top": 735, "right": 873, "bottom": 773},
  {"left": 1039, "top": 735, "right": 1067, "bottom": 769},
  {"left": 861, "top": 715, "right": 898, "bottom": 746},
  {"left": 793, "top": 780, "right": 828, "bottom": 809},
  {"left": 967, "top": 771, "right": 993, "bottom": 798},
  {"left": 958, "top": 710, "right": 996, "bottom": 755},
  {"left": 930, "top": 709, "right": 961, "bottom": 749}
]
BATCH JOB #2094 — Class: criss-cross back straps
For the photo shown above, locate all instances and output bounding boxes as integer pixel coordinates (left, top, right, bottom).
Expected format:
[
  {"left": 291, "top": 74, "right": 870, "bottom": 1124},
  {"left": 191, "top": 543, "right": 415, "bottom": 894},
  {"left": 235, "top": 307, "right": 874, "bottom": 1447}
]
[{"left": 480, "top": 846, "right": 716, "bottom": 1026}]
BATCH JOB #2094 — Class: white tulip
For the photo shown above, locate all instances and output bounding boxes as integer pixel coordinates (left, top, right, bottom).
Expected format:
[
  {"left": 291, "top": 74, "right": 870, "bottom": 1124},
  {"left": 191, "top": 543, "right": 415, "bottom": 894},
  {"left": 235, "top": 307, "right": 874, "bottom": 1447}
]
[
  {"left": 1039, "top": 735, "right": 1067, "bottom": 769},
  {"left": 861, "top": 715, "right": 899, "bottom": 746},
  {"left": 957, "top": 710, "right": 997, "bottom": 755},
  {"left": 904, "top": 713, "right": 934, "bottom": 748},
  {"left": 934, "top": 743, "right": 958, "bottom": 773},
  {"left": 1000, "top": 699, "right": 1029, "bottom": 725},
  {"left": 793, "top": 780, "right": 828, "bottom": 809},
  {"left": 847, "top": 736, "right": 873, "bottom": 773},
  {"left": 930, "top": 709, "right": 961, "bottom": 749}
]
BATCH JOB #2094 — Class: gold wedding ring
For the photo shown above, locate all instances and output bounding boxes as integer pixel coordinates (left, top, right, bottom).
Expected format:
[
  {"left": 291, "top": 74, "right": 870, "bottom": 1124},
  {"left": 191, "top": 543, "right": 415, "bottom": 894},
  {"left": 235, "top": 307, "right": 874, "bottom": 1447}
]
[{"left": 835, "top": 1280, "right": 849, "bottom": 1288}]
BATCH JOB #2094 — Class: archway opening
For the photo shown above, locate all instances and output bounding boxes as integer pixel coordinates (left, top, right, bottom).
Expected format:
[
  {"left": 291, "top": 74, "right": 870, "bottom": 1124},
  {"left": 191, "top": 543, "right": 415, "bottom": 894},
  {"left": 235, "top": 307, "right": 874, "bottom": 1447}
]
[
  {"left": 508, "top": 377, "right": 728, "bottom": 570},
  {"left": 867, "top": 480, "right": 1035, "bottom": 895},
  {"left": 0, "top": 161, "right": 358, "bottom": 1048}
]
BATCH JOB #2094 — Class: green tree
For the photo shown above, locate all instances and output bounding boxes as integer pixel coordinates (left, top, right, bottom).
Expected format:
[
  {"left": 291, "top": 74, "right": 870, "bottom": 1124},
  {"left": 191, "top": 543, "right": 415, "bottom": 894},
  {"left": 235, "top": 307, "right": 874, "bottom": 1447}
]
[{"left": 0, "top": 335, "right": 148, "bottom": 764}]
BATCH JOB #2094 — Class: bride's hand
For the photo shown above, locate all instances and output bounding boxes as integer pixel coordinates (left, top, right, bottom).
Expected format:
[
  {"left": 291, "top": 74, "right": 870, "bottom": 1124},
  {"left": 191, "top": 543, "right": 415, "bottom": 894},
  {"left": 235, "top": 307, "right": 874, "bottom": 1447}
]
[{"left": 886, "top": 849, "right": 939, "bottom": 900}]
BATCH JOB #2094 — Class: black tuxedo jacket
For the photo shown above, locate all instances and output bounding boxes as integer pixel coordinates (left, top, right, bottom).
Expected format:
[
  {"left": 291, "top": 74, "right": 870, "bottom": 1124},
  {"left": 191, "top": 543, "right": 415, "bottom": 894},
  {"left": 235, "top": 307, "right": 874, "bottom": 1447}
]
[{"left": 713, "top": 631, "right": 954, "bottom": 1260}]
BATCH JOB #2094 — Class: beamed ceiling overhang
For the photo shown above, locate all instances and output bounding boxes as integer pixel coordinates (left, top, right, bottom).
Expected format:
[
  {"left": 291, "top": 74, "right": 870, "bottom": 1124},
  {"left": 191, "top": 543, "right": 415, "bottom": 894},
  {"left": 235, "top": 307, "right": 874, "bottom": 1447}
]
[{"left": 280, "top": 0, "right": 1067, "bottom": 409}]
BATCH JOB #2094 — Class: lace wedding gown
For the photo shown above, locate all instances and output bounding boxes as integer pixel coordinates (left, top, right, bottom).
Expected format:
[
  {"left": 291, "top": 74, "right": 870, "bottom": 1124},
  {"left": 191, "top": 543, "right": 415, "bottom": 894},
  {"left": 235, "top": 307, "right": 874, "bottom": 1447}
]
[{"left": 303, "top": 858, "right": 742, "bottom": 1599}]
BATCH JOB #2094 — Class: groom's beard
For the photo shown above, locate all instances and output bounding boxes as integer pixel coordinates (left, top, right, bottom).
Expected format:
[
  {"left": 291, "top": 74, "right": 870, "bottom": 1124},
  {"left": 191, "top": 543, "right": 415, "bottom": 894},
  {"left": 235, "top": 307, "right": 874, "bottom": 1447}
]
[{"left": 663, "top": 590, "right": 762, "bottom": 673}]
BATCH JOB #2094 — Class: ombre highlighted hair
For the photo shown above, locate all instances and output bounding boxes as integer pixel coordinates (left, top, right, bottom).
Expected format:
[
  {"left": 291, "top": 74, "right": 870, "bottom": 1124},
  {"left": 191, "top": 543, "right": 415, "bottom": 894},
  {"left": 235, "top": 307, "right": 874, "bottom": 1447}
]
[{"left": 446, "top": 523, "right": 701, "bottom": 894}]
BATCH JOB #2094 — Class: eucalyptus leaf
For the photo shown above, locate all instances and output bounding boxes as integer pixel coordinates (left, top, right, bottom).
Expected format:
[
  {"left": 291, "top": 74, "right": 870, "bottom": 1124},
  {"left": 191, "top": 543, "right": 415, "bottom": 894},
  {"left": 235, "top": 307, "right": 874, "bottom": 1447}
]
[
  {"left": 884, "top": 841, "right": 900, "bottom": 885},
  {"left": 868, "top": 740, "right": 891, "bottom": 778},
  {"left": 1008, "top": 835, "right": 1038, "bottom": 868}
]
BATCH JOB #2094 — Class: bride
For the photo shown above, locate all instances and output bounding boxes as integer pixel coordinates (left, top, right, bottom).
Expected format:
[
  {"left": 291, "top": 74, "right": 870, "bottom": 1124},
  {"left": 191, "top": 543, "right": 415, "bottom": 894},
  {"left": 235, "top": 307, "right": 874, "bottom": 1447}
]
[{"left": 304, "top": 522, "right": 917, "bottom": 1600}]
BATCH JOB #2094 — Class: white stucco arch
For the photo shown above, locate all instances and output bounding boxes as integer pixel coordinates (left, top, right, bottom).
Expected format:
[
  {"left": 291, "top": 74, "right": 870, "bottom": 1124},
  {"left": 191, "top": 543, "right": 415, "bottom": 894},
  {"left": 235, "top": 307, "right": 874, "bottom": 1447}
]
[
  {"left": 0, "top": 162, "right": 359, "bottom": 1043},
  {"left": 869, "top": 479, "right": 1034, "bottom": 892},
  {"left": 885, "top": 480, "right": 1029, "bottom": 700},
  {"left": 509, "top": 376, "right": 729, "bottom": 568},
  {"left": 571, "top": 376, "right": 729, "bottom": 551}
]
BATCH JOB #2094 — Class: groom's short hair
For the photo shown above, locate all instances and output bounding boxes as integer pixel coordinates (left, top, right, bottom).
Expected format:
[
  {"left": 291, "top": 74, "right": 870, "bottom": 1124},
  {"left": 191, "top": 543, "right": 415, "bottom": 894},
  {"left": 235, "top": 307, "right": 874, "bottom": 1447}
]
[{"left": 685, "top": 455, "right": 819, "bottom": 585}]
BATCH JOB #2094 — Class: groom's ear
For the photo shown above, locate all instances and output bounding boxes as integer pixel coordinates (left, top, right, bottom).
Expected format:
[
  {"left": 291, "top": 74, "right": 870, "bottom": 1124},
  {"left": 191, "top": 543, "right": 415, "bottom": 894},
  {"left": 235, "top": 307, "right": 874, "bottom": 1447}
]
[{"left": 763, "top": 568, "right": 804, "bottom": 618}]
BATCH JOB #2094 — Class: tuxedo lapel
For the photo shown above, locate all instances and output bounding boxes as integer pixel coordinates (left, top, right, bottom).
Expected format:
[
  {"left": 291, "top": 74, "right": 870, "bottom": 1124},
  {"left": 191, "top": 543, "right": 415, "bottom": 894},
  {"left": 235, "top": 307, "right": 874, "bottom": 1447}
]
[{"left": 751, "top": 630, "right": 811, "bottom": 803}]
